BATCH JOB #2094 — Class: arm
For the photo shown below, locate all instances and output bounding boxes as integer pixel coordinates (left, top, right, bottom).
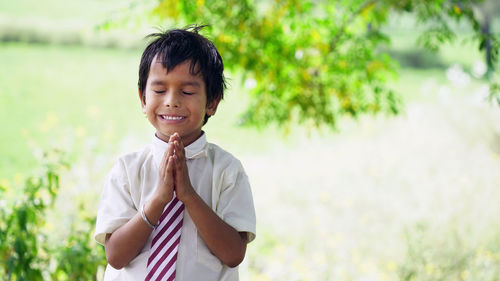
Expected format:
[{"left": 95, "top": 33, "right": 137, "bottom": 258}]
[
  {"left": 105, "top": 142, "right": 177, "bottom": 269},
  {"left": 171, "top": 134, "right": 248, "bottom": 268},
  {"left": 182, "top": 192, "right": 248, "bottom": 267}
]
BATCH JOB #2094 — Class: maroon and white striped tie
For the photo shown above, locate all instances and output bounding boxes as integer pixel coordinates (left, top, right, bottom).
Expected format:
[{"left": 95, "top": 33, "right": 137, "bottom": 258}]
[{"left": 145, "top": 194, "right": 184, "bottom": 281}]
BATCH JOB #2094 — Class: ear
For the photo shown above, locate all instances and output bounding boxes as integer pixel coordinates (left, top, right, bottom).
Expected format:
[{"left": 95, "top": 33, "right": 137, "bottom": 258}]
[
  {"left": 206, "top": 96, "right": 221, "bottom": 116},
  {"left": 138, "top": 89, "right": 146, "bottom": 114}
]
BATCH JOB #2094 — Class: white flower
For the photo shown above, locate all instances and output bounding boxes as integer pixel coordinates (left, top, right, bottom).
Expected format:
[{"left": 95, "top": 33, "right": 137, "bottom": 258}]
[
  {"left": 446, "top": 64, "right": 470, "bottom": 88},
  {"left": 472, "top": 60, "right": 487, "bottom": 78},
  {"left": 295, "top": 49, "right": 304, "bottom": 60},
  {"left": 244, "top": 78, "right": 257, "bottom": 89}
]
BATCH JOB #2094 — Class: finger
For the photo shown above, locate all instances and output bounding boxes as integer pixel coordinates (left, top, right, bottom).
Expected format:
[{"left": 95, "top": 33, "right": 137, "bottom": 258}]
[
  {"left": 173, "top": 154, "right": 190, "bottom": 190},
  {"left": 172, "top": 154, "right": 183, "bottom": 181},
  {"left": 176, "top": 137, "right": 184, "bottom": 150},
  {"left": 164, "top": 156, "right": 174, "bottom": 187},
  {"left": 170, "top": 155, "right": 179, "bottom": 189},
  {"left": 159, "top": 151, "right": 168, "bottom": 178},
  {"left": 169, "top": 139, "right": 176, "bottom": 157},
  {"left": 161, "top": 139, "right": 174, "bottom": 167},
  {"left": 167, "top": 155, "right": 175, "bottom": 176},
  {"left": 172, "top": 154, "right": 179, "bottom": 166},
  {"left": 174, "top": 140, "right": 186, "bottom": 161},
  {"left": 170, "top": 133, "right": 180, "bottom": 143}
]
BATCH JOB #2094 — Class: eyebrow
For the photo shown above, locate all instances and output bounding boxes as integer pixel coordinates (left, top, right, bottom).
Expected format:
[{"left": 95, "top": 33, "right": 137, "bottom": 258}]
[
  {"left": 180, "top": 81, "right": 202, "bottom": 88},
  {"left": 150, "top": 80, "right": 202, "bottom": 88}
]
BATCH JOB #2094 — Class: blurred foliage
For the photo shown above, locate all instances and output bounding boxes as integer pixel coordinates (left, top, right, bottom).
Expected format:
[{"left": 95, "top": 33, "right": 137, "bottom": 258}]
[
  {"left": 51, "top": 214, "right": 106, "bottom": 281},
  {"left": 398, "top": 221, "right": 500, "bottom": 281},
  {"left": 0, "top": 150, "right": 106, "bottom": 281},
  {"left": 401, "top": 0, "right": 500, "bottom": 103},
  {"left": 105, "top": 0, "right": 499, "bottom": 129},
  {"left": 387, "top": 48, "right": 446, "bottom": 69}
]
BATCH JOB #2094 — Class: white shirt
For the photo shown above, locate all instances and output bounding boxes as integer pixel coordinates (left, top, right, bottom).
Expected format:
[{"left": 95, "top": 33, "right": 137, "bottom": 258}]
[{"left": 95, "top": 133, "right": 256, "bottom": 281}]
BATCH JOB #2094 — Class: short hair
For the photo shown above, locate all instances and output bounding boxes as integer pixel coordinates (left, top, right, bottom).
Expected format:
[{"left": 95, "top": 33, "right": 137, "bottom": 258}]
[{"left": 138, "top": 25, "right": 226, "bottom": 124}]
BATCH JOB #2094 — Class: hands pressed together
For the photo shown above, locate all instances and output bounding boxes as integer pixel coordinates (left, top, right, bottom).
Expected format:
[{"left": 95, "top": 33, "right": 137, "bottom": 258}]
[{"left": 154, "top": 133, "right": 196, "bottom": 206}]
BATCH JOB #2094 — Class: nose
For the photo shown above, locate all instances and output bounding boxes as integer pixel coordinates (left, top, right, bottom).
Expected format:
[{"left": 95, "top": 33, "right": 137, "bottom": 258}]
[{"left": 163, "top": 91, "right": 180, "bottom": 108}]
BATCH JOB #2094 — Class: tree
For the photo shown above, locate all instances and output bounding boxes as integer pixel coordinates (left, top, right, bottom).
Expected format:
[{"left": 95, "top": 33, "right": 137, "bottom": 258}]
[{"left": 109, "top": 0, "right": 499, "bottom": 128}]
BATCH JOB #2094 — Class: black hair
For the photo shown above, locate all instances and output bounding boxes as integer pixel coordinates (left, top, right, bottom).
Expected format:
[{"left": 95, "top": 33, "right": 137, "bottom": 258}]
[{"left": 138, "top": 25, "right": 226, "bottom": 124}]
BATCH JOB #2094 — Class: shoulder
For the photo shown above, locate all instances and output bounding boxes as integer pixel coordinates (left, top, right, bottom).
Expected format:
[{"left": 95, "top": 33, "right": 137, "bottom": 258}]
[
  {"left": 112, "top": 144, "right": 154, "bottom": 175},
  {"left": 205, "top": 142, "right": 244, "bottom": 171},
  {"left": 205, "top": 142, "right": 249, "bottom": 190}
]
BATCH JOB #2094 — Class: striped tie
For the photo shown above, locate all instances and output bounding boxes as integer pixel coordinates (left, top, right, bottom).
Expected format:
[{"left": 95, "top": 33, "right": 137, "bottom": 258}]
[{"left": 145, "top": 194, "right": 184, "bottom": 281}]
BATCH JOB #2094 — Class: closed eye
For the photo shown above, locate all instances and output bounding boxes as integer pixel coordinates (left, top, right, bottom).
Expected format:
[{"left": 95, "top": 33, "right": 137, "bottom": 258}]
[
  {"left": 154, "top": 90, "right": 165, "bottom": 94},
  {"left": 183, "top": 91, "right": 195, "bottom": 95}
]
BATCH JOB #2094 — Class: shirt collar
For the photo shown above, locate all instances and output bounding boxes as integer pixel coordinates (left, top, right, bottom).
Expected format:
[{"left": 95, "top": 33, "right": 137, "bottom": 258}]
[{"left": 152, "top": 132, "right": 208, "bottom": 167}]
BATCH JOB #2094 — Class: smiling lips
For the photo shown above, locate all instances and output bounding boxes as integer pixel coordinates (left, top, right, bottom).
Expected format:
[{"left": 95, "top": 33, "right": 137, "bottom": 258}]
[{"left": 159, "top": 114, "right": 186, "bottom": 123}]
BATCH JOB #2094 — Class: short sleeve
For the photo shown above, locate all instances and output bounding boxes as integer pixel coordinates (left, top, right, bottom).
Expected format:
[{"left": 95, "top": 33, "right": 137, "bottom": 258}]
[
  {"left": 216, "top": 161, "right": 256, "bottom": 243},
  {"left": 95, "top": 159, "right": 137, "bottom": 245}
]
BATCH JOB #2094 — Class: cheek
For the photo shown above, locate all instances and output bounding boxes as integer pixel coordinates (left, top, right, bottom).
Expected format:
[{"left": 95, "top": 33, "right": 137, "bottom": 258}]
[{"left": 144, "top": 101, "right": 156, "bottom": 115}]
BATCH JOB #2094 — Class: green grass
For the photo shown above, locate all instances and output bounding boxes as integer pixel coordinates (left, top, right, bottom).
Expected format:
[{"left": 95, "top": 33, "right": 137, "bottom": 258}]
[{"left": 0, "top": 42, "right": 144, "bottom": 179}]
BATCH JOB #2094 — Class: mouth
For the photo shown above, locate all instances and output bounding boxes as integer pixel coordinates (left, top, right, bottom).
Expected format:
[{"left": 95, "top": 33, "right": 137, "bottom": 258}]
[{"left": 158, "top": 114, "right": 186, "bottom": 123}]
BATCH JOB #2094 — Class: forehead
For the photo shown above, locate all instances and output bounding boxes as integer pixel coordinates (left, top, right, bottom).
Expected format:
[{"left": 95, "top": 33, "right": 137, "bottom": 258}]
[
  {"left": 147, "top": 56, "right": 206, "bottom": 91},
  {"left": 150, "top": 55, "right": 202, "bottom": 78}
]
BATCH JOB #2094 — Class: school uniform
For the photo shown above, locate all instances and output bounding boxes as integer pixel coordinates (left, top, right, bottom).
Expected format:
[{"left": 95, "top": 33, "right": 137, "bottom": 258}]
[{"left": 95, "top": 133, "right": 256, "bottom": 281}]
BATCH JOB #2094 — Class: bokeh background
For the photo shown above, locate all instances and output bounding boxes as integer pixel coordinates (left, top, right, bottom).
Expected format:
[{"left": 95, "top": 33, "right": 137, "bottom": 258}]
[{"left": 1, "top": 0, "right": 500, "bottom": 280}]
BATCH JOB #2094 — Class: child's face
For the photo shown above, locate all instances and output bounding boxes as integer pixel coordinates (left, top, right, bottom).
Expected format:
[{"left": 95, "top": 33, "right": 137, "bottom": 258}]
[{"left": 141, "top": 56, "right": 219, "bottom": 146}]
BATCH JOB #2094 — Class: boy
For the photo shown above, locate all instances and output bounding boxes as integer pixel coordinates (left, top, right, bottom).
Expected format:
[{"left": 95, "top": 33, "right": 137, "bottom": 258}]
[{"left": 95, "top": 26, "right": 256, "bottom": 281}]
